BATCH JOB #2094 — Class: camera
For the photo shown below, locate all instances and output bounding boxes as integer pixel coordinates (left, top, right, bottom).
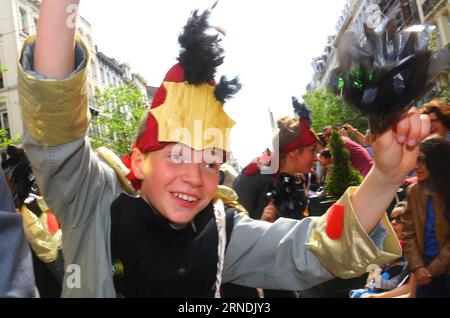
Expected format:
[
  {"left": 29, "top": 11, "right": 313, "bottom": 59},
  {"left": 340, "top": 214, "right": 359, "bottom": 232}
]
[{"left": 265, "top": 173, "right": 308, "bottom": 220}]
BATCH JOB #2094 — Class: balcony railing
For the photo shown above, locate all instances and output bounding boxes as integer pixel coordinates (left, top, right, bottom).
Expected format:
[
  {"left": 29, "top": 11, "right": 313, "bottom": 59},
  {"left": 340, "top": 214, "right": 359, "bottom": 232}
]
[{"left": 422, "top": 0, "right": 445, "bottom": 18}]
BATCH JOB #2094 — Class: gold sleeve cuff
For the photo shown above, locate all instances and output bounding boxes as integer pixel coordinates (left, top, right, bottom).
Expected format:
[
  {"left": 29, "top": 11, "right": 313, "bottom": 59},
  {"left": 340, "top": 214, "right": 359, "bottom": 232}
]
[
  {"left": 18, "top": 36, "right": 90, "bottom": 147},
  {"left": 306, "top": 187, "right": 402, "bottom": 279},
  {"left": 19, "top": 205, "right": 61, "bottom": 263}
]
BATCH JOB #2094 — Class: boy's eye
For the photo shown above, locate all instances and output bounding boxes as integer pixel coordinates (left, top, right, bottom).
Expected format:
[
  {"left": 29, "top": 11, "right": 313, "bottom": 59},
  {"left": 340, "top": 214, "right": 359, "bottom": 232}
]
[
  {"left": 203, "top": 163, "right": 219, "bottom": 170},
  {"left": 170, "top": 152, "right": 183, "bottom": 164}
]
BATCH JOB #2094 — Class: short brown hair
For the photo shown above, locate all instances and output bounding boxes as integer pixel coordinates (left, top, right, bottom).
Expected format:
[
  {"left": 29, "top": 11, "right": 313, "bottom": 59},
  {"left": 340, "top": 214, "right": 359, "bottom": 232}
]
[
  {"left": 272, "top": 116, "right": 301, "bottom": 161},
  {"left": 421, "top": 99, "right": 450, "bottom": 130}
]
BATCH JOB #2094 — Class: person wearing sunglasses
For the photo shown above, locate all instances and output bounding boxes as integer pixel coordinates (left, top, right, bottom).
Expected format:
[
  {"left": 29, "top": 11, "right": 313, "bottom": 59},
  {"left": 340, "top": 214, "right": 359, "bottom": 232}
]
[
  {"left": 421, "top": 99, "right": 450, "bottom": 141},
  {"left": 403, "top": 136, "right": 450, "bottom": 297}
]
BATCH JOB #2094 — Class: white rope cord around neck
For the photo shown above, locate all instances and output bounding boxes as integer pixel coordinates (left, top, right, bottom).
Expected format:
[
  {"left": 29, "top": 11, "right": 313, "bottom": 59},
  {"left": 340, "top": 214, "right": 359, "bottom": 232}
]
[{"left": 213, "top": 199, "right": 227, "bottom": 298}]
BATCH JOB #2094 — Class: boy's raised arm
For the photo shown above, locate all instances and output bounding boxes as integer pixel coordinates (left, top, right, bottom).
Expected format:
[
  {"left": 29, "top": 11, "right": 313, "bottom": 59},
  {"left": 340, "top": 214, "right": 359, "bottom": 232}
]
[
  {"left": 352, "top": 108, "right": 430, "bottom": 233},
  {"left": 34, "top": 0, "right": 80, "bottom": 79}
]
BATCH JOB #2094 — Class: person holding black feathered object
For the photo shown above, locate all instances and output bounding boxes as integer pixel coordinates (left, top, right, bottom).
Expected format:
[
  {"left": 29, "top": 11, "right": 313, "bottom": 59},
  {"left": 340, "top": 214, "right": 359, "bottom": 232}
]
[
  {"left": 0, "top": 165, "right": 38, "bottom": 297},
  {"left": 2, "top": 145, "right": 63, "bottom": 297},
  {"left": 234, "top": 97, "right": 317, "bottom": 223},
  {"left": 20, "top": 0, "right": 430, "bottom": 299},
  {"left": 328, "top": 4, "right": 450, "bottom": 136},
  {"left": 233, "top": 98, "right": 319, "bottom": 298}
]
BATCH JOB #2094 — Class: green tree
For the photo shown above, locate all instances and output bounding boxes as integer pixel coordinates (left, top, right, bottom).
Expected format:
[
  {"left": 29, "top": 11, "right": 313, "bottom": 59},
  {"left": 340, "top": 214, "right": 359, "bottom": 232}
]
[
  {"left": 303, "top": 88, "right": 367, "bottom": 133},
  {"left": 325, "top": 131, "right": 363, "bottom": 198},
  {"left": 0, "top": 129, "right": 22, "bottom": 148},
  {"left": 420, "top": 86, "right": 449, "bottom": 105},
  {"left": 421, "top": 30, "right": 450, "bottom": 105},
  {"left": 437, "top": 86, "right": 450, "bottom": 102},
  {"left": 429, "top": 28, "right": 439, "bottom": 53},
  {"left": 91, "top": 85, "right": 148, "bottom": 157}
]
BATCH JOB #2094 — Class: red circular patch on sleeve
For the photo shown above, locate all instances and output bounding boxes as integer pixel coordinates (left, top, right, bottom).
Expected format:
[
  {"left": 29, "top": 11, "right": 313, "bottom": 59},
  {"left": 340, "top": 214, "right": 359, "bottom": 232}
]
[
  {"left": 326, "top": 203, "right": 345, "bottom": 240},
  {"left": 45, "top": 211, "right": 60, "bottom": 235}
]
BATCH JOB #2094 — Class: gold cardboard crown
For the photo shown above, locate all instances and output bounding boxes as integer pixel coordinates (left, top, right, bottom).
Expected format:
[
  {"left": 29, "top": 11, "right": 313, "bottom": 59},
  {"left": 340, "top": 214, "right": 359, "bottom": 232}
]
[{"left": 150, "top": 81, "right": 236, "bottom": 152}]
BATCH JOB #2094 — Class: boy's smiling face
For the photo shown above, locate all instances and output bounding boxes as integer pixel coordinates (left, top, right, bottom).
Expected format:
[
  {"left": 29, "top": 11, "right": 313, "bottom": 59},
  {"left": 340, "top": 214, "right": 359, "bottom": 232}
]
[{"left": 132, "top": 143, "right": 222, "bottom": 226}]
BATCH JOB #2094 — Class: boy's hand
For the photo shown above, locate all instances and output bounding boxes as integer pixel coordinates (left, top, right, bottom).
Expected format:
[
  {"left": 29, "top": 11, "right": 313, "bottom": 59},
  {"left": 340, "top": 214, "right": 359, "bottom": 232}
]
[
  {"left": 35, "top": 0, "right": 81, "bottom": 79},
  {"left": 352, "top": 107, "right": 430, "bottom": 233},
  {"left": 371, "top": 107, "right": 430, "bottom": 186}
]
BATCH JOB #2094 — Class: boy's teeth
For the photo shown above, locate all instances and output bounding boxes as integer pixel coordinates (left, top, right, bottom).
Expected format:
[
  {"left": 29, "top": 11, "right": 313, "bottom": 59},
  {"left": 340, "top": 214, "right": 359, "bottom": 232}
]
[{"left": 174, "top": 193, "right": 198, "bottom": 202}]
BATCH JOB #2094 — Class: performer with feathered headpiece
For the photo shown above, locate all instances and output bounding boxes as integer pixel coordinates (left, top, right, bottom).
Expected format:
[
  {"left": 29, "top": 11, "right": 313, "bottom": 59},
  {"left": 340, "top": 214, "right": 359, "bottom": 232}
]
[{"left": 18, "top": 0, "right": 430, "bottom": 298}]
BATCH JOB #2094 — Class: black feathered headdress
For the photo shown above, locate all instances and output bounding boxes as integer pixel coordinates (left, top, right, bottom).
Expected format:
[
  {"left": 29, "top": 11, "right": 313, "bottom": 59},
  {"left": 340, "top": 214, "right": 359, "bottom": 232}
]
[
  {"left": 328, "top": 5, "right": 450, "bottom": 135},
  {"left": 135, "top": 6, "right": 242, "bottom": 154},
  {"left": 279, "top": 97, "right": 318, "bottom": 153},
  {"left": 177, "top": 9, "right": 242, "bottom": 101},
  {"left": 292, "top": 96, "right": 312, "bottom": 125}
]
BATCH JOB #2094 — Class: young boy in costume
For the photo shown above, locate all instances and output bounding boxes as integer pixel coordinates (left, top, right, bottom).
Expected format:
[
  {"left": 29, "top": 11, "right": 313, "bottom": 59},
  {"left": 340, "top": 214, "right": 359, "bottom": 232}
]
[{"left": 18, "top": 0, "right": 430, "bottom": 297}]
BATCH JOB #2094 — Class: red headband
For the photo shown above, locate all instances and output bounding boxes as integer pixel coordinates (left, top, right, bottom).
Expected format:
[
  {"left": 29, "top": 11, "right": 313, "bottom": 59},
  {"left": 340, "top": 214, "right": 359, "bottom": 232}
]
[{"left": 280, "top": 120, "right": 318, "bottom": 153}]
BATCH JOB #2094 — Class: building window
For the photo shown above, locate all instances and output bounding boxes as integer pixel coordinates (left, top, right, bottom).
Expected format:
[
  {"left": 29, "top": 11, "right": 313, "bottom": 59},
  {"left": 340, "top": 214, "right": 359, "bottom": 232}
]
[
  {"left": 19, "top": 7, "right": 29, "bottom": 35},
  {"left": 444, "top": 14, "right": 450, "bottom": 44},
  {"left": 100, "top": 67, "right": 106, "bottom": 84},
  {"left": 89, "top": 84, "right": 95, "bottom": 107},
  {"left": 87, "top": 35, "right": 93, "bottom": 48},
  {"left": 0, "top": 63, "right": 4, "bottom": 89},
  {"left": 88, "top": 117, "right": 101, "bottom": 139},
  {"left": 34, "top": 17, "right": 39, "bottom": 33},
  {"left": 447, "top": 14, "right": 450, "bottom": 32},
  {"left": 91, "top": 59, "right": 97, "bottom": 79},
  {"left": 0, "top": 105, "right": 10, "bottom": 138}
]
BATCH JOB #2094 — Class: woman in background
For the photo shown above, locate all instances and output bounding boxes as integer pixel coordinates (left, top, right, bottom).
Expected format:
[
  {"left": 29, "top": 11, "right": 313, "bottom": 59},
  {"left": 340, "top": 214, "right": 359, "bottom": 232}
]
[{"left": 403, "top": 136, "right": 450, "bottom": 298}]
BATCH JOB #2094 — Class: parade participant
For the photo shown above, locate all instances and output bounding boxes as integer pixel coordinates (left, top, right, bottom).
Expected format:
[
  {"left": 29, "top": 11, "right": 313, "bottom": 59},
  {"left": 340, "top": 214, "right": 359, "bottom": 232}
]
[
  {"left": 350, "top": 202, "right": 412, "bottom": 298},
  {"left": 0, "top": 167, "right": 39, "bottom": 297},
  {"left": 421, "top": 99, "right": 450, "bottom": 140},
  {"left": 403, "top": 136, "right": 450, "bottom": 297},
  {"left": 2, "top": 145, "right": 63, "bottom": 297},
  {"left": 318, "top": 149, "right": 332, "bottom": 187},
  {"left": 234, "top": 98, "right": 319, "bottom": 222},
  {"left": 233, "top": 104, "right": 322, "bottom": 297},
  {"left": 19, "top": 0, "right": 428, "bottom": 297},
  {"left": 322, "top": 125, "right": 373, "bottom": 177}
]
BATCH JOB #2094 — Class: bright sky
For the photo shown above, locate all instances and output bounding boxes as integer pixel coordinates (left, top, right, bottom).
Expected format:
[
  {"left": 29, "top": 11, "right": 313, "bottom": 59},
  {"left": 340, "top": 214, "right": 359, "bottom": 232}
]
[{"left": 79, "top": 0, "right": 346, "bottom": 167}]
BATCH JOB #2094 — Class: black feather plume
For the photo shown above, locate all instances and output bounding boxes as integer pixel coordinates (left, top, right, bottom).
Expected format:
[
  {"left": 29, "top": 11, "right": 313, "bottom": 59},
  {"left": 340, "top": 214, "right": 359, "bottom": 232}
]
[
  {"left": 214, "top": 76, "right": 242, "bottom": 103},
  {"left": 178, "top": 10, "right": 224, "bottom": 85},
  {"left": 328, "top": 7, "right": 450, "bottom": 135},
  {"left": 292, "top": 97, "right": 311, "bottom": 125}
]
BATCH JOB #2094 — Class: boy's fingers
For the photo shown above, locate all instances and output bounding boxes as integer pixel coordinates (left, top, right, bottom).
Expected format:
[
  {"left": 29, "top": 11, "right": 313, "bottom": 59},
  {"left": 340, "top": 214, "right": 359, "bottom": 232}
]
[
  {"left": 395, "top": 113, "right": 410, "bottom": 145},
  {"left": 419, "top": 114, "right": 431, "bottom": 142},
  {"left": 406, "top": 109, "right": 421, "bottom": 148}
]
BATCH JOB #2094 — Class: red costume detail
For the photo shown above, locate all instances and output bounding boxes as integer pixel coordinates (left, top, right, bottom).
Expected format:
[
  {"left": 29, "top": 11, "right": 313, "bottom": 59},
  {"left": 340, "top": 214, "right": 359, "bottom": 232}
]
[
  {"left": 45, "top": 211, "right": 60, "bottom": 235},
  {"left": 121, "top": 154, "right": 142, "bottom": 191},
  {"left": 242, "top": 161, "right": 260, "bottom": 176},
  {"left": 281, "top": 120, "right": 318, "bottom": 153},
  {"left": 326, "top": 203, "right": 345, "bottom": 240}
]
